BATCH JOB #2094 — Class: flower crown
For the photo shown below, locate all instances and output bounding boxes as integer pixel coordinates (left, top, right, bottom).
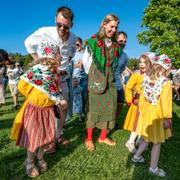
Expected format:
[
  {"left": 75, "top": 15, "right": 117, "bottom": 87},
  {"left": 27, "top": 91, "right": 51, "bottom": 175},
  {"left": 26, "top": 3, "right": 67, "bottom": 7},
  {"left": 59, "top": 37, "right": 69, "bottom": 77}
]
[
  {"left": 145, "top": 52, "right": 158, "bottom": 64},
  {"left": 37, "top": 36, "right": 60, "bottom": 60},
  {"left": 154, "top": 54, "right": 171, "bottom": 70}
]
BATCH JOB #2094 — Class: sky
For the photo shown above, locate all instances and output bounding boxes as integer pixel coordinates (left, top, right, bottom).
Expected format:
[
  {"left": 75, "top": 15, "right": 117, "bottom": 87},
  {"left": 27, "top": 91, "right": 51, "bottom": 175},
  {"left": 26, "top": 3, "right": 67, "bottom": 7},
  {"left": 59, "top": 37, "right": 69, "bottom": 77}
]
[{"left": 0, "top": 0, "right": 150, "bottom": 58}]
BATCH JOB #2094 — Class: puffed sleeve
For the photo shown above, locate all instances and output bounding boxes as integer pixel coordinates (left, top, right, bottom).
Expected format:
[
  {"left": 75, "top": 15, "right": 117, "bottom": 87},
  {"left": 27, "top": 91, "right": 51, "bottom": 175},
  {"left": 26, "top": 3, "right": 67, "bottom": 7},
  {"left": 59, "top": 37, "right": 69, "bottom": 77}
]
[
  {"left": 160, "top": 80, "right": 172, "bottom": 118},
  {"left": 18, "top": 79, "right": 34, "bottom": 98},
  {"left": 125, "top": 74, "right": 138, "bottom": 103},
  {"left": 24, "top": 27, "right": 46, "bottom": 54},
  {"left": 83, "top": 46, "right": 93, "bottom": 74}
]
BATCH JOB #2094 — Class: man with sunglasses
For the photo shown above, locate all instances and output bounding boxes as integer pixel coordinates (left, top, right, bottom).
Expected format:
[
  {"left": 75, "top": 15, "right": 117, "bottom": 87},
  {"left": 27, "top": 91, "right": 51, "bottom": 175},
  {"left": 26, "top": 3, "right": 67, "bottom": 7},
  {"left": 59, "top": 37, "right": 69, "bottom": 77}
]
[
  {"left": 24, "top": 6, "right": 77, "bottom": 146},
  {"left": 114, "top": 31, "right": 128, "bottom": 129}
]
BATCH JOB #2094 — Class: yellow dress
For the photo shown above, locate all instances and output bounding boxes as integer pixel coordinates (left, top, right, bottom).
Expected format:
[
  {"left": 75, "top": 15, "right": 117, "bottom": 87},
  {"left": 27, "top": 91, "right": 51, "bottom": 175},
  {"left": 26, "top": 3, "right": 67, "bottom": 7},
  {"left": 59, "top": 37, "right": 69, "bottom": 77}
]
[
  {"left": 123, "top": 73, "right": 143, "bottom": 131},
  {"left": 10, "top": 79, "right": 55, "bottom": 140},
  {"left": 135, "top": 80, "right": 172, "bottom": 143}
]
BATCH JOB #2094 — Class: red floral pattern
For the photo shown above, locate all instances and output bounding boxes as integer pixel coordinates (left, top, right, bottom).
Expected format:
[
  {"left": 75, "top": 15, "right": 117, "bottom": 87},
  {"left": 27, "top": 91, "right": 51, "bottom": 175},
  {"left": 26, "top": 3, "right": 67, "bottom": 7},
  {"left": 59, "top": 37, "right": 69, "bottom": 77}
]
[
  {"left": 49, "top": 84, "right": 56, "bottom": 93},
  {"left": 27, "top": 72, "right": 33, "bottom": 80},
  {"left": 44, "top": 47, "right": 52, "bottom": 54},
  {"left": 92, "top": 34, "right": 96, "bottom": 39},
  {"left": 34, "top": 80, "right": 43, "bottom": 85},
  {"left": 97, "top": 40, "right": 103, "bottom": 47},
  {"left": 114, "top": 51, "right": 119, "bottom": 57},
  {"left": 164, "top": 58, "right": 170, "bottom": 64}
]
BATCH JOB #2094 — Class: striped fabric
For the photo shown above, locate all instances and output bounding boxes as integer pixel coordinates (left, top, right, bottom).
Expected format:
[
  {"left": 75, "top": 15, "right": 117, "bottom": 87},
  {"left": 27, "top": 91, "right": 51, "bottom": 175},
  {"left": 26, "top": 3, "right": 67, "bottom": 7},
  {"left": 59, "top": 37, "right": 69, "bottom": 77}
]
[{"left": 16, "top": 102, "right": 56, "bottom": 152}]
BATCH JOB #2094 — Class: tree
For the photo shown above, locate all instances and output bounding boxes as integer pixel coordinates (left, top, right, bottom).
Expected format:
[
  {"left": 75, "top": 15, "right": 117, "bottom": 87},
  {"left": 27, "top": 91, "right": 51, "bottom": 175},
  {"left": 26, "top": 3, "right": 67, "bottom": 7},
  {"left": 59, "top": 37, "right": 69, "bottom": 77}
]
[
  {"left": 127, "top": 58, "right": 139, "bottom": 71},
  {"left": 137, "top": 0, "right": 180, "bottom": 68}
]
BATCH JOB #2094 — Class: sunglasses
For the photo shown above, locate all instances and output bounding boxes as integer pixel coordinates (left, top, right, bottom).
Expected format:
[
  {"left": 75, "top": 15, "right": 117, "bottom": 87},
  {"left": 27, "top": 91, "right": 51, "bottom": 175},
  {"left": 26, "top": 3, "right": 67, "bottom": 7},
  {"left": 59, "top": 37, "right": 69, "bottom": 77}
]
[
  {"left": 76, "top": 43, "right": 80, "bottom": 47},
  {"left": 56, "top": 22, "right": 69, "bottom": 30},
  {"left": 119, "top": 40, "right": 126, "bottom": 44}
]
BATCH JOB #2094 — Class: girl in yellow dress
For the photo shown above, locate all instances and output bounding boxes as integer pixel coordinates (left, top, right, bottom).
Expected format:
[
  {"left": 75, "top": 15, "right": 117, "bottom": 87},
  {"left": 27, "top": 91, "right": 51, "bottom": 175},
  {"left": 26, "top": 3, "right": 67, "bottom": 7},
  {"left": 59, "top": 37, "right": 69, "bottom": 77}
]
[
  {"left": 10, "top": 37, "right": 61, "bottom": 177},
  {"left": 132, "top": 54, "right": 172, "bottom": 177},
  {"left": 124, "top": 52, "right": 156, "bottom": 153}
]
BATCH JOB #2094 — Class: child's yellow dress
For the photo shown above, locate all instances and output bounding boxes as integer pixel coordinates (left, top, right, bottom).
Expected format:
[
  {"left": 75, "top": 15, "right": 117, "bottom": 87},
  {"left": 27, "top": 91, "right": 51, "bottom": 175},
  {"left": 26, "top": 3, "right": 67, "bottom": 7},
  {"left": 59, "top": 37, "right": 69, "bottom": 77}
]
[
  {"left": 123, "top": 73, "right": 143, "bottom": 131},
  {"left": 135, "top": 80, "right": 172, "bottom": 143}
]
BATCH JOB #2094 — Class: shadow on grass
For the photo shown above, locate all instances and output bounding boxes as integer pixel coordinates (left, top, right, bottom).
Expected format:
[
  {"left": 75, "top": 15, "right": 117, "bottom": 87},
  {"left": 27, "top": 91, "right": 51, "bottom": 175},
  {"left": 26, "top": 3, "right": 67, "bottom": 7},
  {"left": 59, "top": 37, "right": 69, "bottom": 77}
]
[
  {"left": 0, "top": 147, "right": 27, "bottom": 179},
  {"left": 128, "top": 112, "right": 180, "bottom": 180},
  {"left": 0, "top": 118, "right": 14, "bottom": 130}
]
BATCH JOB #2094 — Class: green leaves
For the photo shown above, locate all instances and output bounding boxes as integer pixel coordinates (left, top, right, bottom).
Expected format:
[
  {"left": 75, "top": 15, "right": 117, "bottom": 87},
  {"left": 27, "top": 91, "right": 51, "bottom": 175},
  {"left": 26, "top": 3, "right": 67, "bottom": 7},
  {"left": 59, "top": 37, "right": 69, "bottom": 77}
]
[{"left": 137, "top": 0, "right": 180, "bottom": 68}]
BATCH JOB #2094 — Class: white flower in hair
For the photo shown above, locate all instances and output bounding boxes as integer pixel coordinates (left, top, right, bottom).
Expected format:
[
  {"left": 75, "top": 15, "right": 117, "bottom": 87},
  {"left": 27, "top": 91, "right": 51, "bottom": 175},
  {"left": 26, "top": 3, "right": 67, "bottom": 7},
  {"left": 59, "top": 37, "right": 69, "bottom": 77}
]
[{"left": 37, "top": 35, "right": 60, "bottom": 59}]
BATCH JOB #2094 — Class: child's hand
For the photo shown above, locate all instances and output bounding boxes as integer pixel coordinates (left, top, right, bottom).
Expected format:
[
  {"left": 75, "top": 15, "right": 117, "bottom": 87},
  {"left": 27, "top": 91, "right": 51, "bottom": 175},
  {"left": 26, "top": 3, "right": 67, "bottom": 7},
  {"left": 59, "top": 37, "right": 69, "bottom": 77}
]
[
  {"left": 132, "top": 98, "right": 139, "bottom": 106},
  {"left": 163, "top": 119, "right": 171, "bottom": 129}
]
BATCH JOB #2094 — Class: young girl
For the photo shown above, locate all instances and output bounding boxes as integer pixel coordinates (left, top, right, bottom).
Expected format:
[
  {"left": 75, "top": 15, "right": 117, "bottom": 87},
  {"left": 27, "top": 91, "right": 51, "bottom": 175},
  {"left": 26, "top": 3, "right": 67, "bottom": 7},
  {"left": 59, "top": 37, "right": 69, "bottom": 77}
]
[
  {"left": 10, "top": 37, "right": 61, "bottom": 177},
  {"left": 132, "top": 54, "right": 172, "bottom": 177},
  {"left": 123, "top": 52, "right": 156, "bottom": 153},
  {"left": 6, "top": 60, "right": 21, "bottom": 110}
]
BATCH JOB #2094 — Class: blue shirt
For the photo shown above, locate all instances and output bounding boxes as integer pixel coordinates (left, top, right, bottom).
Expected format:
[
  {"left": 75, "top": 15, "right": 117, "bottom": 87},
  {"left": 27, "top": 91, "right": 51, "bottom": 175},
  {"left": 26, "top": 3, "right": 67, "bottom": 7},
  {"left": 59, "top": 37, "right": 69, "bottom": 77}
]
[
  {"left": 114, "top": 51, "right": 128, "bottom": 90},
  {"left": 72, "top": 49, "right": 87, "bottom": 79}
]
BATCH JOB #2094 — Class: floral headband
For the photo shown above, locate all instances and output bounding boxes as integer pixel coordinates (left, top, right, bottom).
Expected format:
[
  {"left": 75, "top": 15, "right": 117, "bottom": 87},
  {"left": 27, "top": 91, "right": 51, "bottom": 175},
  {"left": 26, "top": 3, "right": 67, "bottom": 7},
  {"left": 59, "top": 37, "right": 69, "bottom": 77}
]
[
  {"left": 37, "top": 36, "right": 60, "bottom": 60},
  {"left": 154, "top": 54, "right": 171, "bottom": 70}
]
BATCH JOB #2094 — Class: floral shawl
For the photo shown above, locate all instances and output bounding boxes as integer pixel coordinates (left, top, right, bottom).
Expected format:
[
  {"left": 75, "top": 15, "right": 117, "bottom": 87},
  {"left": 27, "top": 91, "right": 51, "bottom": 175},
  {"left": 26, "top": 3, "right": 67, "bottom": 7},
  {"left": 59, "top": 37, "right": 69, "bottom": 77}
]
[
  {"left": 142, "top": 75, "right": 167, "bottom": 105},
  {"left": 86, "top": 34, "right": 121, "bottom": 73},
  {"left": 21, "top": 64, "right": 61, "bottom": 103}
]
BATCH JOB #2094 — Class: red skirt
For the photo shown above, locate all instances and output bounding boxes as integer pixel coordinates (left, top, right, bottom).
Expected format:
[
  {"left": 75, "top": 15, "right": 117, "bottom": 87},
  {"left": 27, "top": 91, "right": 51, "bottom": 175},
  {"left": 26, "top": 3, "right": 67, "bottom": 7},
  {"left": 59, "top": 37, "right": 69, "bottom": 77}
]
[{"left": 16, "top": 102, "right": 56, "bottom": 152}]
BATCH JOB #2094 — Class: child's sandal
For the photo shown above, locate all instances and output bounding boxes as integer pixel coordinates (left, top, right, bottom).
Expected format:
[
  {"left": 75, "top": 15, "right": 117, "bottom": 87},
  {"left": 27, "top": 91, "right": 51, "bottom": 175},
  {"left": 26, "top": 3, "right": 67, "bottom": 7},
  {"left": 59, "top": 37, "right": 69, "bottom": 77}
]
[
  {"left": 57, "top": 135, "right": 70, "bottom": 145},
  {"left": 38, "top": 159, "right": 48, "bottom": 173},
  {"left": 131, "top": 155, "right": 145, "bottom": 163},
  {"left": 25, "top": 160, "right": 39, "bottom": 177},
  {"left": 149, "top": 167, "right": 166, "bottom": 177},
  {"left": 44, "top": 142, "right": 56, "bottom": 154}
]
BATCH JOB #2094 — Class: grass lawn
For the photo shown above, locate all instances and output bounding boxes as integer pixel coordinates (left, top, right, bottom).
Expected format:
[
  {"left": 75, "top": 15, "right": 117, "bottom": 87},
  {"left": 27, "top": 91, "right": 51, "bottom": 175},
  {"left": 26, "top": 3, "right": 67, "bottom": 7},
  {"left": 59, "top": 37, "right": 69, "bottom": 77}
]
[{"left": 0, "top": 90, "right": 180, "bottom": 180}]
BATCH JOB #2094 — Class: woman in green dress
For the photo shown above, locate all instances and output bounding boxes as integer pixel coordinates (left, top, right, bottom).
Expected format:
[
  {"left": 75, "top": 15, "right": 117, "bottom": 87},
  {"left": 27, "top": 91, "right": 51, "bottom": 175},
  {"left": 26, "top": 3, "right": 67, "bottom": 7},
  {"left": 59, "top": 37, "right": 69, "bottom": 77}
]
[{"left": 83, "top": 14, "right": 121, "bottom": 151}]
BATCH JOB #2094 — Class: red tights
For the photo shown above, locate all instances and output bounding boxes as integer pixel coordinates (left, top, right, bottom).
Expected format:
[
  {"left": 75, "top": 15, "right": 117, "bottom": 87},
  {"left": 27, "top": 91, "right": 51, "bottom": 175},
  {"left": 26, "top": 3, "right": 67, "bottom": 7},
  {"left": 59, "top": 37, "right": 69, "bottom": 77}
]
[{"left": 86, "top": 128, "right": 107, "bottom": 141}]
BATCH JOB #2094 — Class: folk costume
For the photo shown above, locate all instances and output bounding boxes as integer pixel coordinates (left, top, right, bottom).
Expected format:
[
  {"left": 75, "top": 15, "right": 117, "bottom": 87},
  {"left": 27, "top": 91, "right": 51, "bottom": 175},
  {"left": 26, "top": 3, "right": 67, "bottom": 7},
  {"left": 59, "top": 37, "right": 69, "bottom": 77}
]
[
  {"left": 10, "top": 37, "right": 61, "bottom": 153},
  {"left": 83, "top": 33, "right": 121, "bottom": 147},
  {"left": 135, "top": 54, "right": 172, "bottom": 143},
  {"left": 124, "top": 52, "right": 157, "bottom": 131},
  {"left": 123, "top": 52, "right": 157, "bottom": 153}
]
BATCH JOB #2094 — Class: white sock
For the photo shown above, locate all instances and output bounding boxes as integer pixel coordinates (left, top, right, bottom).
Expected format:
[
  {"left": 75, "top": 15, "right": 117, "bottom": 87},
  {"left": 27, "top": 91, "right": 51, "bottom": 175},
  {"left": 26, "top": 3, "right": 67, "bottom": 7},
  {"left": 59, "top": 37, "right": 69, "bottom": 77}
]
[{"left": 128, "top": 131, "right": 138, "bottom": 143}]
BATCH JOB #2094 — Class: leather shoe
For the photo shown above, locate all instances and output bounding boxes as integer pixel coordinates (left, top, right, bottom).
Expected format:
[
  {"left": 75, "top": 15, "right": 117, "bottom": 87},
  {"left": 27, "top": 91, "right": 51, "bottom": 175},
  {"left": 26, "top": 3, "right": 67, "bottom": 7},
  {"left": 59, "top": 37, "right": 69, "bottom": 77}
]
[
  {"left": 85, "top": 140, "right": 95, "bottom": 151},
  {"left": 98, "top": 138, "right": 116, "bottom": 146}
]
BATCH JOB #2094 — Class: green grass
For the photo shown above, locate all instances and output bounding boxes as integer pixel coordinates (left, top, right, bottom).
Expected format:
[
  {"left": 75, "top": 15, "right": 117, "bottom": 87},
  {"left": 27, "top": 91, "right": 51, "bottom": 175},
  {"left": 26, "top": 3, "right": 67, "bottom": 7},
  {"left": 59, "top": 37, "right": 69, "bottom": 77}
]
[{"left": 0, "top": 90, "right": 180, "bottom": 180}]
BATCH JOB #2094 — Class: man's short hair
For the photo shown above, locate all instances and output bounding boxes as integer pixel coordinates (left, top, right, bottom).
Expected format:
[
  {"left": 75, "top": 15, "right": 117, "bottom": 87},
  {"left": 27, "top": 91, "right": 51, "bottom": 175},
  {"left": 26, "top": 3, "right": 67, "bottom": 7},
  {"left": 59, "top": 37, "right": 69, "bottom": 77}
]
[
  {"left": 119, "top": 31, "right": 127, "bottom": 38},
  {"left": 76, "top": 37, "right": 83, "bottom": 43},
  {"left": 56, "top": 6, "right": 74, "bottom": 22}
]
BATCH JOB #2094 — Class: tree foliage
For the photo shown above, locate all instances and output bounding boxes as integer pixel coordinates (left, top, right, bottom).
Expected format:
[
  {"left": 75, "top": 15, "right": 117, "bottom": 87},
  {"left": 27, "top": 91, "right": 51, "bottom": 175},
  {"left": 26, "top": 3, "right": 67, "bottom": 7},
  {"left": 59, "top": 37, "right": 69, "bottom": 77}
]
[
  {"left": 137, "top": 0, "right": 180, "bottom": 68},
  {"left": 9, "top": 53, "right": 33, "bottom": 70},
  {"left": 127, "top": 58, "right": 139, "bottom": 71}
]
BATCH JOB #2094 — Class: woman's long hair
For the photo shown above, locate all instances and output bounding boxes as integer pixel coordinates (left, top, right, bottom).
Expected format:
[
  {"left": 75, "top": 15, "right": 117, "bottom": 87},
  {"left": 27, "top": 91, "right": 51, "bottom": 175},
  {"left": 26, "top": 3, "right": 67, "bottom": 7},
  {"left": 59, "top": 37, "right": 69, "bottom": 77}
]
[{"left": 98, "top": 14, "right": 119, "bottom": 41}]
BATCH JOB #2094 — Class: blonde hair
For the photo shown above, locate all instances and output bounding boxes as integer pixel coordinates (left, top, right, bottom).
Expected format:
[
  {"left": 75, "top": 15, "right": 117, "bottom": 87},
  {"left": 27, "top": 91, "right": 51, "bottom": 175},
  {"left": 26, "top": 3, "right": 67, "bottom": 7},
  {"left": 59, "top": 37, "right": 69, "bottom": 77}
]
[
  {"left": 148, "top": 64, "right": 171, "bottom": 80},
  {"left": 139, "top": 54, "right": 153, "bottom": 73},
  {"left": 36, "top": 57, "right": 60, "bottom": 72},
  {"left": 98, "top": 14, "right": 119, "bottom": 40}
]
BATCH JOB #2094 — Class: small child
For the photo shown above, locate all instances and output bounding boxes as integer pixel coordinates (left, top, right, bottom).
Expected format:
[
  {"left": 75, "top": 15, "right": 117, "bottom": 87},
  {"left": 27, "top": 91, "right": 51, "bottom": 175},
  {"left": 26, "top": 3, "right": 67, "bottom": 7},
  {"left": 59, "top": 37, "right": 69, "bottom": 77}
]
[
  {"left": 10, "top": 37, "right": 61, "bottom": 177},
  {"left": 123, "top": 52, "right": 156, "bottom": 153},
  {"left": 72, "top": 77, "right": 83, "bottom": 122},
  {"left": 6, "top": 60, "right": 21, "bottom": 110},
  {"left": 72, "top": 37, "right": 88, "bottom": 117},
  {"left": 132, "top": 54, "right": 172, "bottom": 177}
]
